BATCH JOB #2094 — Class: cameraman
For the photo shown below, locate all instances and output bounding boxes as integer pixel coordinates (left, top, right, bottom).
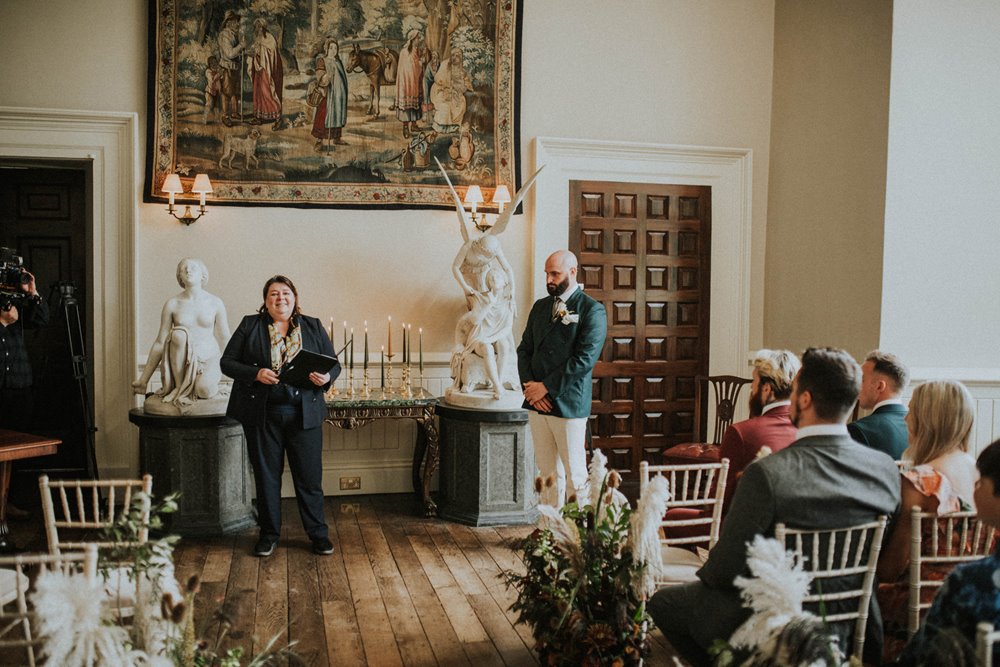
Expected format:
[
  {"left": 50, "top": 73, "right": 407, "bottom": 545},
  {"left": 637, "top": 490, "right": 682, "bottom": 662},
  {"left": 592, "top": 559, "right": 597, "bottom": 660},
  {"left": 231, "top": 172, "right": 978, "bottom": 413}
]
[{"left": 0, "top": 271, "right": 48, "bottom": 432}]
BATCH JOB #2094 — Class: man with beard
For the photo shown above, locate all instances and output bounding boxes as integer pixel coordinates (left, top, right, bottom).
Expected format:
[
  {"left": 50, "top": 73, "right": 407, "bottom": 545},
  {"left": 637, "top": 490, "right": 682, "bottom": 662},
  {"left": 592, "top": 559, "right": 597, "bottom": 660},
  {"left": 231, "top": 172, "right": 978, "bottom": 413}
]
[
  {"left": 718, "top": 348, "right": 799, "bottom": 514},
  {"left": 517, "top": 250, "right": 606, "bottom": 508},
  {"left": 647, "top": 347, "right": 899, "bottom": 666},
  {"left": 848, "top": 349, "right": 910, "bottom": 460}
]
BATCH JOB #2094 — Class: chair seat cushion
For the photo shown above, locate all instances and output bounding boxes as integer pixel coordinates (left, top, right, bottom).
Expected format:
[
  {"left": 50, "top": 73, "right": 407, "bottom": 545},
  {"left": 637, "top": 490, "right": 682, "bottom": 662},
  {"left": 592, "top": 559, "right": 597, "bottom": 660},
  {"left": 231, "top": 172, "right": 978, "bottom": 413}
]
[
  {"left": 656, "top": 545, "right": 708, "bottom": 584},
  {"left": 0, "top": 567, "right": 31, "bottom": 606},
  {"left": 662, "top": 442, "right": 721, "bottom": 465}
]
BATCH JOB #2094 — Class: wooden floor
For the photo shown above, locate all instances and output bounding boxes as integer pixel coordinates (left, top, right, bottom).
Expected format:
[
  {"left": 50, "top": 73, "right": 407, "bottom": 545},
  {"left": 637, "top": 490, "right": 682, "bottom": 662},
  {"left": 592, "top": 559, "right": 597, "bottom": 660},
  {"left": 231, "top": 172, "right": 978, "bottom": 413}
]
[{"left": 8, "top": 494, "right": 683, "bottom": 666}]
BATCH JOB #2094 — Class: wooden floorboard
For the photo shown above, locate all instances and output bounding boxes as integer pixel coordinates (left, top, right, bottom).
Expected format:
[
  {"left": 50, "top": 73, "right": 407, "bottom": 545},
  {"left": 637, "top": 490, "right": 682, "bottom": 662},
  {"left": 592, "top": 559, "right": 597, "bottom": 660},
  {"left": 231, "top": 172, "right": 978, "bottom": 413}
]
[{"left": 6, "top": 494, "right": 685, "bottom": 666}]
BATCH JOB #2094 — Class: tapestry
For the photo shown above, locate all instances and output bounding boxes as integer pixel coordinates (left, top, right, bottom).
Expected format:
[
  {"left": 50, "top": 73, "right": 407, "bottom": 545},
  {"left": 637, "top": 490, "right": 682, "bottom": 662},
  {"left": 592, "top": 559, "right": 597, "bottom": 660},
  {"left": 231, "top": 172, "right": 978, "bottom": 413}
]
[{"left": 145, "top": 0, "right": 521, "bottom": 208}]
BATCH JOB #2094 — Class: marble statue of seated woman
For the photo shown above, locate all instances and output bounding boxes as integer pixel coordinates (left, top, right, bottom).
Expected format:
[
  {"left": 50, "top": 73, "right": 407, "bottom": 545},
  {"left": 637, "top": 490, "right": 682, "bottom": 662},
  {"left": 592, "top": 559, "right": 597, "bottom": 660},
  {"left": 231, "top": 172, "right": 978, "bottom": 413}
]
[{"left": 133, "top": 258, "right": 231, "bottom": 415}]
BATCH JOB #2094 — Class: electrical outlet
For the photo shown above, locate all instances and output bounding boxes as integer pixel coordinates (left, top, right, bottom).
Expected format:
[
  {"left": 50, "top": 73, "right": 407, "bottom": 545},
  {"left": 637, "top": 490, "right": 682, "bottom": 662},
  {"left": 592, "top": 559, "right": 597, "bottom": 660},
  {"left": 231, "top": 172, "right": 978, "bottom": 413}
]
[{"left": 340, "top": 476, "right": 361, "bottom": 491}]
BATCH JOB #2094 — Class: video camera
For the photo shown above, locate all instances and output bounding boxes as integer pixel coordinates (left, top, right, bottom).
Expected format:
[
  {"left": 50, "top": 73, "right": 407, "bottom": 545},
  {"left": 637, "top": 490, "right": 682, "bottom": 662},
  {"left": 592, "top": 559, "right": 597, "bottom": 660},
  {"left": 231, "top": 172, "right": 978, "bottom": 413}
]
[{"left": 1, "top": 246, "right": 32, "bottom": 311}]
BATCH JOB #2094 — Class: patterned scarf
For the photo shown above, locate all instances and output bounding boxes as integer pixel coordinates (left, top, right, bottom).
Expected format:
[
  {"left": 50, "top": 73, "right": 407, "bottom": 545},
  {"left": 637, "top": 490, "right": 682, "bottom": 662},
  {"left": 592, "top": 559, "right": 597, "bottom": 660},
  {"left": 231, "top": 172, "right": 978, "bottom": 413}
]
[{"left": 268, "top": 320, "right": 302, "bottom": 372}]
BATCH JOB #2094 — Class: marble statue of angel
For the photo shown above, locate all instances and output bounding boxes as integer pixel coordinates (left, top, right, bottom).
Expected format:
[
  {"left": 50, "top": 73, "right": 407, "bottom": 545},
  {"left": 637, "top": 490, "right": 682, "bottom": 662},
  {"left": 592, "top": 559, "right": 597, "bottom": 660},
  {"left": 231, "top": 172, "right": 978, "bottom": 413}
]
[{"left": 437, "top": 158, "right": 543, "bottom": 408}]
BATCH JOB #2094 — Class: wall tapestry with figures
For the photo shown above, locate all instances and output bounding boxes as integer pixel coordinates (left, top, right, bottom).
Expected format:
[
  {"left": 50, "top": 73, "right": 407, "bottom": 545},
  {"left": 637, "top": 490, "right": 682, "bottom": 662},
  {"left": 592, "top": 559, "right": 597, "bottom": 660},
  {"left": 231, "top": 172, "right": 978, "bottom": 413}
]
[{"left": 145, "top": 0, "right": 521, "bottom": 208}]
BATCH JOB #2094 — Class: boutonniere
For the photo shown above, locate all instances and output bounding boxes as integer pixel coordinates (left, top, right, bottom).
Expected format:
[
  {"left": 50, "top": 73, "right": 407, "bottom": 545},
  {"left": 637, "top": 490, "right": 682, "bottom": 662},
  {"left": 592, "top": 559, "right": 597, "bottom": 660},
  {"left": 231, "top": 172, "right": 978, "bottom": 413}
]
[{"left": 558, "top": 308, "right": 579, "bottom": 325}]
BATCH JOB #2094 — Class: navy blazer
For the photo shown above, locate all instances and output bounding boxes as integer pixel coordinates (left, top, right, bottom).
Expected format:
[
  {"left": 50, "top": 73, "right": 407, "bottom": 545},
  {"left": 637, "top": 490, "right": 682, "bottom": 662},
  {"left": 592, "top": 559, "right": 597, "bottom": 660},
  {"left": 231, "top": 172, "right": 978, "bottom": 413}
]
[
  {"left": 221, "top": 313, "right": 339, "bottom": 429},
  {"left": 516, "top": 287, "right": 607, "bottom": 419},
  {"left": 848, "top": 403, "right": 909, "bottom": 460}
]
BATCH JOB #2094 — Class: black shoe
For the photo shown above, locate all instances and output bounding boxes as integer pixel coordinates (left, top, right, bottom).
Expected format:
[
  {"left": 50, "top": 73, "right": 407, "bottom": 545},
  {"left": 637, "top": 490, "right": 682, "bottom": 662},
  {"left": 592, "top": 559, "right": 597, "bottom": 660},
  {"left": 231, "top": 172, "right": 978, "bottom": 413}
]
[
  {"left": 254, "top": 538, "right": 277, "bottom": 557},
  {"left": 311, "top": 537, "right": 334, "bottom": 555}
]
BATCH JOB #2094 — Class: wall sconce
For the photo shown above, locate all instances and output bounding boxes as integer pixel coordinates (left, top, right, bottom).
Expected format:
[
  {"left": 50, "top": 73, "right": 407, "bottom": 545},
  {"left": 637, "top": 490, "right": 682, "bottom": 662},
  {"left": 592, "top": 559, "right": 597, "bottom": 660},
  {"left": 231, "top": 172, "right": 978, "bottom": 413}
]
[
  {"left": 162, "top": 173, "right": 213, "bottom": 225},
  {"left": 464, "top": 184, "right": 512, "bottom": 232}
]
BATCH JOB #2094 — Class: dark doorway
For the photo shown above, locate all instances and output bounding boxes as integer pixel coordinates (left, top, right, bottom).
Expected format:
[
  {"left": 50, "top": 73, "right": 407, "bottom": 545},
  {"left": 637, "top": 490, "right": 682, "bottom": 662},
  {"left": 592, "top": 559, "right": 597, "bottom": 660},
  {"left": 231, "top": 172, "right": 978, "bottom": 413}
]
[{"left": 0, "top": 163, "right": 93, "bottom": 485}]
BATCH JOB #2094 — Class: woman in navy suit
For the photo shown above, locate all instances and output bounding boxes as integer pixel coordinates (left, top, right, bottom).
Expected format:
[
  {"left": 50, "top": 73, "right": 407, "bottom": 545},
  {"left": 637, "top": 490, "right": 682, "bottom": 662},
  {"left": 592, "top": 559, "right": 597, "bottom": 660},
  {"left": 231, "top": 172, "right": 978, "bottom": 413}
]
[{"left": 221, "top": 275, "right": 340, "bottom": 557}]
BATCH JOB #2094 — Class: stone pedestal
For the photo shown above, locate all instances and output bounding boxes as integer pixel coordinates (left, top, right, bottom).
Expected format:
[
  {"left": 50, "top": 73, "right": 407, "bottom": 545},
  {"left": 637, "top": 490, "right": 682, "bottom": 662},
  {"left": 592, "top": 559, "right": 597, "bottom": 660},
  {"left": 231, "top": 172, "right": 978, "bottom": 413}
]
[
  {"left": 437, "top": 403, "right": 537, "bottom": 526},
  {"left": 128, "top": 409, "right": 255, "bottom": 536}
]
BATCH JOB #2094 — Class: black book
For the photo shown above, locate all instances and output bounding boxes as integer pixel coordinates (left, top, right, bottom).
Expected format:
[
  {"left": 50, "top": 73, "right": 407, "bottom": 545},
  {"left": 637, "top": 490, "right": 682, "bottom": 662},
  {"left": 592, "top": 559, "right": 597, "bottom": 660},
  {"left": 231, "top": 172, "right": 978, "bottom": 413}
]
[{"left": 279, "top": 349, "right": 338, "bottom": 389}]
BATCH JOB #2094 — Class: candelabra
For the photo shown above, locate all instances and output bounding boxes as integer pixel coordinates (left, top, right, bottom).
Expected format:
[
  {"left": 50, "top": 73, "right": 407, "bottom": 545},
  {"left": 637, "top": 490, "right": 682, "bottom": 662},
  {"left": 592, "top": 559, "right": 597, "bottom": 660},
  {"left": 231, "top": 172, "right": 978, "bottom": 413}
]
[
  {"left": 401, "top": 363, "right": 413, "bottom": 398},
  {"left": 362, "top": 366, "right": 371, "bottom": 398},
  {"left": 386, "top": 353, "right": 396, "bottom": 395}
]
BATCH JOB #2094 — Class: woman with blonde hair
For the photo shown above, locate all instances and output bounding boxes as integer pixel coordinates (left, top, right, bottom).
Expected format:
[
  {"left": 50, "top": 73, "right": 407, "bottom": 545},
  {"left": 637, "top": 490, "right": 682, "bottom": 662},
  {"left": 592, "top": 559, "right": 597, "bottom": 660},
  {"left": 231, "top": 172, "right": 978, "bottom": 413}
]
[{"left": 876, "top": 380, "right": 977, "bottom": 661}]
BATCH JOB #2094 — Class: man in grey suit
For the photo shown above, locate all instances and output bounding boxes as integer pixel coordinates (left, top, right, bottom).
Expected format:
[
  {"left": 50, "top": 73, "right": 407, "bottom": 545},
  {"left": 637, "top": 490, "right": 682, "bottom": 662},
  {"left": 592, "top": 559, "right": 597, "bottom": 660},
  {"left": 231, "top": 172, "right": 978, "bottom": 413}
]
[
  {"left": 848, "top": 349, "right": 910, "bottom": 460},
  {"left": 648, "top": 347, "right": 900, "bottom": 666},
  {"left": 517, "top": 250, "right": 607, "bottom": 507}
]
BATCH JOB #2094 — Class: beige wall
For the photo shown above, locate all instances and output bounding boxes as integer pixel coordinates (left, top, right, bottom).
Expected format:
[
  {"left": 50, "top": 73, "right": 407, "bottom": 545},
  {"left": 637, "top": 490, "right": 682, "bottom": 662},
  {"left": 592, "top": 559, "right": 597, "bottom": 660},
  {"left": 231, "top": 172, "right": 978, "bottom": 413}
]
[
  {"left": 0, "top": 0, "right": 776, "bottom": 470},
  {"left": 881, "top": 0, "right": 1000, "bottom": 373},
  {"left": 764, "top": 0, "right": 892, "bottom": 360}
]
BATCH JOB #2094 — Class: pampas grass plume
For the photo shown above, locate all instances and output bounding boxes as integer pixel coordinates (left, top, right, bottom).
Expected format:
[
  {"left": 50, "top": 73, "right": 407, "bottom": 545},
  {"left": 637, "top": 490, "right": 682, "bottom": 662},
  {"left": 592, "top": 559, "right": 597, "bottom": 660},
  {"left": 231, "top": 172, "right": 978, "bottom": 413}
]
[{"left": 628, "top": 474, "right": 670, "bottom": 598}]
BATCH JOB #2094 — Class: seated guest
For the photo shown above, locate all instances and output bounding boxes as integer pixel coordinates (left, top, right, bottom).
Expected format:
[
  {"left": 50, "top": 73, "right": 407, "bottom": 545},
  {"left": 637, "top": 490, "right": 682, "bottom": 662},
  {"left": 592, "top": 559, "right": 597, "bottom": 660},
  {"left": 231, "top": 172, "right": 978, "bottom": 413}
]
[
  {"left": 647, "top": 348, "right": 900, "bottom": 666},
  {"left": 876, "top": 380, "right": 977, "bottom": 660},
  {"left": 848, "top": 350, "right": 910, "bottom": 460},
  {"left": 719, "top": 349, "right": 799, "bottom": 514},
  {"left": 897, "top": 437, "right": 1000, "bottom": 665}
]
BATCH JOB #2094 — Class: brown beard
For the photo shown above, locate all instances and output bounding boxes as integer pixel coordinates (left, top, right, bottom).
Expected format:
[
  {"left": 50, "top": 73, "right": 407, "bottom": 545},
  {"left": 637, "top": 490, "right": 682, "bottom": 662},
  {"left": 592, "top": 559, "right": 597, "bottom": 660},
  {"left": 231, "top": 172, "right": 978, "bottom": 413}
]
[{"left": 748, "top": 387, "right": 764, "bottom": 417}]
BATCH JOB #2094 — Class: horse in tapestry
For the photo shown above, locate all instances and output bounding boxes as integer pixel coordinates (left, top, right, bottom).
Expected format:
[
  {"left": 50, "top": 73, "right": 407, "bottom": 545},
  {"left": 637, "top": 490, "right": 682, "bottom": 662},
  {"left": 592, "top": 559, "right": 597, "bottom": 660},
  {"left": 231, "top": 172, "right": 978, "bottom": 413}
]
[{"left": 346, "top": 43, "right": 399, "bottom": 117}]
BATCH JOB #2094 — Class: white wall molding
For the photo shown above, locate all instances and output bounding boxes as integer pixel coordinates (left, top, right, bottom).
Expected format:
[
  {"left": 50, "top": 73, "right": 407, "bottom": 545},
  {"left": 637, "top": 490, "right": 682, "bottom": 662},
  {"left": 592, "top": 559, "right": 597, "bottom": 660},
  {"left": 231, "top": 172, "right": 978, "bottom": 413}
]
[
  {"left": 531, "top": 137, "right": 754, "bottom": 374},
  {"left": 0, "top": 106, "right": 138, "bottom": 476}
]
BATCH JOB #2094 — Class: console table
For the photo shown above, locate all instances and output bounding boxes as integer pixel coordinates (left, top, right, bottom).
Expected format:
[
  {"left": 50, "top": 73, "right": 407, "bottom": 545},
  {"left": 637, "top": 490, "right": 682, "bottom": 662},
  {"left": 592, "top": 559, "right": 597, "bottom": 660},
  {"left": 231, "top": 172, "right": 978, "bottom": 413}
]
[{"left": 325, "top": 393, "right": 439, "bottom": 516}]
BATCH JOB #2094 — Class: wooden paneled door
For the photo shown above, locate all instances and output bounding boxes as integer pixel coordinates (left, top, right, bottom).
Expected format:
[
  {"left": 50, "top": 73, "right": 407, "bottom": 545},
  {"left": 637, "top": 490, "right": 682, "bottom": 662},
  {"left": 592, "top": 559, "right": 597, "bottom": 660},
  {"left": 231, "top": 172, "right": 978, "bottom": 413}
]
[{"left": 570, "top": 181, "right": 711, "bottom": 482}]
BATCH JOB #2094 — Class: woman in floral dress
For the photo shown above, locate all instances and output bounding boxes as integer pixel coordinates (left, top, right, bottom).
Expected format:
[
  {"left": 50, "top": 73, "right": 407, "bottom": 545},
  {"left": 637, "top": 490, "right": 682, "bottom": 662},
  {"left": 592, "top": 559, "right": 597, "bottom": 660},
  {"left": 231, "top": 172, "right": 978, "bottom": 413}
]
[{"left": 876, "top": 380, "right": 978, "bottom": 661}]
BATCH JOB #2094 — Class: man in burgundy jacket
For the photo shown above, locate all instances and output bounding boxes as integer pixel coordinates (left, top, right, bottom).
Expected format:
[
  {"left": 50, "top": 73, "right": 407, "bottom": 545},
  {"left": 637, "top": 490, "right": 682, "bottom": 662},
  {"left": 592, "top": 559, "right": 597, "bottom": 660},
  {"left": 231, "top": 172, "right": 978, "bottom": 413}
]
[{"left": 719, "top": 349, "right": 800, "bottom": 514}]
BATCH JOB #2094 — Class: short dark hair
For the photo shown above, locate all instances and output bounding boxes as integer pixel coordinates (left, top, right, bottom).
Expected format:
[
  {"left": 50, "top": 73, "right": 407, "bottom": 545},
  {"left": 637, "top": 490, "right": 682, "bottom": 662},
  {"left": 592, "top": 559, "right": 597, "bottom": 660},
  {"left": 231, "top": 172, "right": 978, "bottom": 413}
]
[
  {"left": 796, "top": 347, "right": 861, "bottom": 421},
  {"left": 258, "top": 275, "right": 302, "bottom": 321},
  {"left": 864, "top": 350, "right": 910, "bottom": 393},
  {"left": 977, "top": 439, "right": 1000, "bottom": 497}
]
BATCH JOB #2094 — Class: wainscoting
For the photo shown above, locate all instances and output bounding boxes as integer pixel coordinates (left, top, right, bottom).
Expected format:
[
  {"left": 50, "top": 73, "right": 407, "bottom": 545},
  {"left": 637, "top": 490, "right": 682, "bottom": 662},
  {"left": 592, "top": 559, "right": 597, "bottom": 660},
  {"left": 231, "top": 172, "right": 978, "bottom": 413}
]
[{"left": 905, "top": 369, "right": 1000, "bottom": 458}]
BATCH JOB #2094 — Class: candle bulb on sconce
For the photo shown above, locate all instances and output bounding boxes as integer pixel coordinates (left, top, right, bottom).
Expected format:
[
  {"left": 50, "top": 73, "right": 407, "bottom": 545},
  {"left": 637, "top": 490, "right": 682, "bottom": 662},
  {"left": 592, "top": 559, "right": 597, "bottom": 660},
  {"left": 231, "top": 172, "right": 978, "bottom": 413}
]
[
  {"left": 161, "top": 173, "right": 213, "bottom": 225},
  {"left": 462, "top": 183, "right": 512, "bottom": 232}
]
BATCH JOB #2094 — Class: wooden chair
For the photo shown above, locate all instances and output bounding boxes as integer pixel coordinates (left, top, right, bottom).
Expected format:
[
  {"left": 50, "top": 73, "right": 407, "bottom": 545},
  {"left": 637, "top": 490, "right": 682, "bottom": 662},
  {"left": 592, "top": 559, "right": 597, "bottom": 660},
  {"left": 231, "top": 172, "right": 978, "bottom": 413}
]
[
  {"left": 38, "top": 474, "right": 153, "bottom": 555},
  {"left": 694, "top": 375, "right": 752, "bottom": 445},
  {"left": 38, "top": 474, "right": 154, "bottom": 618},
  {"left": 639, "top": 459, "right": 729, "bottom": 585},
  {"left": 774, "top": 516, "right": 888, "bottom": 661},
  {"left": 0, "top": 544, "right": 98, "bottom": 667},
  {"left": 908, "top": 508, "right": 999, "bottom": 637},
  {"left": 978, "top": 622, "right": 1000, "bottom": 667}
]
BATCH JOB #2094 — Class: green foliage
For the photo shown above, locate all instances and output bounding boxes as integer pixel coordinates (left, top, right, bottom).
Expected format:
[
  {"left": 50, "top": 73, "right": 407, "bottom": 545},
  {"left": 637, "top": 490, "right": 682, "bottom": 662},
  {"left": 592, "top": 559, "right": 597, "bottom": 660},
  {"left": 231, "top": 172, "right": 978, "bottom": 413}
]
[
  {"left": 451, "top": 25, "right": 494, "bottom": 89},
  {"left": 502, "top": 484, "right": 650, "bottom": 666}
]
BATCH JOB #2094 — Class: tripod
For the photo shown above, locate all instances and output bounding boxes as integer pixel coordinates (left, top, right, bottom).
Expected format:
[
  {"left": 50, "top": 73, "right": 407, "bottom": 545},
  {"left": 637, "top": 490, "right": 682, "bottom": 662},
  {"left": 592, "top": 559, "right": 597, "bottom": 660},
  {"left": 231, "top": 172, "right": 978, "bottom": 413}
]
[{"left": 51, "top": 281, "right": 99, "bottom": 480}]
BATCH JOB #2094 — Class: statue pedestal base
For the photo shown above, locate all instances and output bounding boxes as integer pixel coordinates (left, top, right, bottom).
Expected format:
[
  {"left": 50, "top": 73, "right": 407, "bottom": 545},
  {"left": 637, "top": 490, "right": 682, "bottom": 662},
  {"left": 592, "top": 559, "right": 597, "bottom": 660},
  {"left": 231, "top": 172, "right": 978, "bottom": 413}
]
[
  {"left": 128, "top": 409, "right": 255, "bottom": 536},
  {"left": 437, "top": 403, "right": 537, "bottom": 526}
]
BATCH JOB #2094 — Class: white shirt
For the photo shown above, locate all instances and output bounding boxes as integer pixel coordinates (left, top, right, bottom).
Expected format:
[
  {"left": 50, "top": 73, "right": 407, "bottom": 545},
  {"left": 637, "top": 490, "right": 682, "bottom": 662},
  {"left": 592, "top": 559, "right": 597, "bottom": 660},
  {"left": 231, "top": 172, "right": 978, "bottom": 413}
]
[
  {"left": 795, "top": 423, "right": 849, "bottom": 441},
  {"left": 761, "top": 399, "right": 790, "bottom": 415},
  {"left": 552, "top": 283, "right": 581, "bottom": 318},
  {"left": 872, "top": 398, "right": 904, "bottom": 411}
]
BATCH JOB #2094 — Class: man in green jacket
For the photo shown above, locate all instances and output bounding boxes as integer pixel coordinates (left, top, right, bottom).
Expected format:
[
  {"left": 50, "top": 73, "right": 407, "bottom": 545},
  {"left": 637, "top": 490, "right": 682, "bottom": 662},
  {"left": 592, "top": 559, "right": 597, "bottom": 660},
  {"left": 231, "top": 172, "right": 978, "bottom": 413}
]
[
  {"left": 848, "top": 349, "right": 910, "bottom": 460},
  {"left": 517, "top": 250, "right": 607, "bottom": 507}
]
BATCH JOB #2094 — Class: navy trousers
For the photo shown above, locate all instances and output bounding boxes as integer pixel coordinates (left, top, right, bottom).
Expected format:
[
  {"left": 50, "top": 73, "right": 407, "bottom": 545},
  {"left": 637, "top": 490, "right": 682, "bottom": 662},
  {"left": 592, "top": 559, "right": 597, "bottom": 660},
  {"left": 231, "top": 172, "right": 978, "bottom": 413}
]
[{"left": 244, "top": 404, "right": 329, "bottom": 542}]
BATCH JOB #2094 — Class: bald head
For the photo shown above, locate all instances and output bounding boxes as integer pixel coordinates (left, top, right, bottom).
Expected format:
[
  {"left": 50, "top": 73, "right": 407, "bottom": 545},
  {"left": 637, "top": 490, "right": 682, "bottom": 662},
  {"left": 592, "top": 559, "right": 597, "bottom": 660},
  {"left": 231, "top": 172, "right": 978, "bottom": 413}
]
[{"left": 544, "top": 250, "right": 578, "bottom": 296}]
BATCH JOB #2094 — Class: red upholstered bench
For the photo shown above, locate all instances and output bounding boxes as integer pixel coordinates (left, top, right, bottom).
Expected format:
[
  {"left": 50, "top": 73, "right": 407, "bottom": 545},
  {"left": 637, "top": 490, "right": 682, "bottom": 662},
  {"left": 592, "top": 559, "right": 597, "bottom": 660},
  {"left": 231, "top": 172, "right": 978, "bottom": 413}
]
[{"left": 661, "top": 442, "right": 722, "bottom": 465}]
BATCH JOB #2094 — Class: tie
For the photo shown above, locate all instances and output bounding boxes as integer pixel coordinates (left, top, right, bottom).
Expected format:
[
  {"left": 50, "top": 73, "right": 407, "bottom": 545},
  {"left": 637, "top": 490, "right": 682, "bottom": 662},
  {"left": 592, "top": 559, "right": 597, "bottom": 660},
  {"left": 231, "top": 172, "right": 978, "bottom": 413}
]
[{"left": 552, "top": 297, "right": 563, "bottom": 321}]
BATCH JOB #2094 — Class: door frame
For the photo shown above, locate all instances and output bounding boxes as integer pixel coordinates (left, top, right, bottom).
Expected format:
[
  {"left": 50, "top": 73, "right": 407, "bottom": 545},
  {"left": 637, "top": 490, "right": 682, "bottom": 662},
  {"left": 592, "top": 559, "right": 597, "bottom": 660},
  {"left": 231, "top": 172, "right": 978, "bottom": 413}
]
[
  {"left": 0, "top": 107, "right": 138, "bottom": 478},
  {"left": 532, "top": 137, "right": 752, "bottom": 379}
]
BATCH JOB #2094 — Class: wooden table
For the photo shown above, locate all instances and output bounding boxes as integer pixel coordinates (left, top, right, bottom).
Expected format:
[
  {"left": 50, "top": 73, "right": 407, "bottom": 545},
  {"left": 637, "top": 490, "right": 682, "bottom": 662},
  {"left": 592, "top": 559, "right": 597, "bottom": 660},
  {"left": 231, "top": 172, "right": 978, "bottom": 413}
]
[
  {"left": 0, "top": 429, "right": 60, "bottom": 552},
  {"left": 325, "top": 393, "right": 439, "bottom": 517}
]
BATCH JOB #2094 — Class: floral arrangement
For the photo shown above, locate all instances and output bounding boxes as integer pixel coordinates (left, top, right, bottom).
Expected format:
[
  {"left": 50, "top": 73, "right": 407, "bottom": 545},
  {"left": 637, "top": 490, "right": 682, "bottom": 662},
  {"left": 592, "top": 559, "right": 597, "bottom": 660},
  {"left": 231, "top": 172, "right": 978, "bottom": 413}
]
[
  {"left": 29, "top": 490, "right": 296, "bottom": 666},
  {"left": 502, "top": 450, "right": 670, "bottom": 666}
]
